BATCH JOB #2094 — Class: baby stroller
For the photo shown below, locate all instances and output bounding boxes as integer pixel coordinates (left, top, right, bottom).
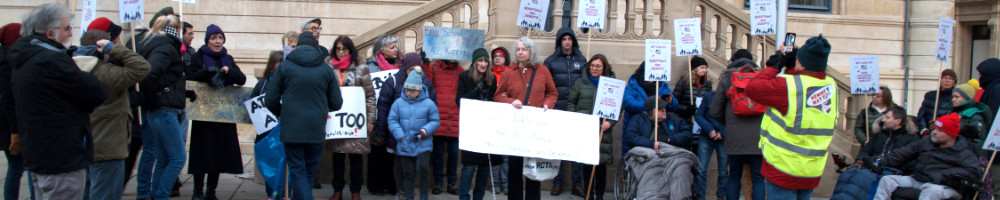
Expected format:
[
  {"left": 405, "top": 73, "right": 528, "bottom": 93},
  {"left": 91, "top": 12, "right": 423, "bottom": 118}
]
[{"left": 615, "top": 142, "right": 699, "bottom": 200}]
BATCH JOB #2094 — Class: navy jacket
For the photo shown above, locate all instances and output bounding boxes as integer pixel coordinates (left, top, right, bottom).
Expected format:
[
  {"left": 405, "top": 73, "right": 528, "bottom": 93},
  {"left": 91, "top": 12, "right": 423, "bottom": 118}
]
[
  {"left": 624, "top": 112, "right": 692, "bottom": 153},
  {"left": 915, "top": 88, "right": 953, "bottom": 130},
  {"left": 694, "top": 92, "right": 724, "bottom": 135},
  {"left": 265, "top": 45, "right": 343, "bottom": 144},
  {"left": 543, "top": 27, "right": 586, "bottom": 110},
  {"left": 978, "top": 58, "right": 1000, "bottom": 114},
  {"left": 375, "top": 68, "right": 436, "bottom": 150}
]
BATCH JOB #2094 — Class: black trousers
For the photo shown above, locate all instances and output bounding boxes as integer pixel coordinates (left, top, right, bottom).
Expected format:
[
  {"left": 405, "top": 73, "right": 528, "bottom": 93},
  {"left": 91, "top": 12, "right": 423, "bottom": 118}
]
[
  {"left": 366, "top": 145, "right": 397, "bottom": 194},
  {"left": 508, "top": 156, "right": 541, "bottom": 200}
]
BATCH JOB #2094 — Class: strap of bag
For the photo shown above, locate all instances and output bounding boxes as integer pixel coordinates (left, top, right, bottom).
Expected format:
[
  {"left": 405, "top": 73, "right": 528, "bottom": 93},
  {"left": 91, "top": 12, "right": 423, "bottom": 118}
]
[{"left": 523, "top": 67, "right": 539, "bottom": 102}]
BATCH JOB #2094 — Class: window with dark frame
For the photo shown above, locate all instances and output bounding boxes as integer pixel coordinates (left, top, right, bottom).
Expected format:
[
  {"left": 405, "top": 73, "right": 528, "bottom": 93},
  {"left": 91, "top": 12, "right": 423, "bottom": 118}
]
[{"left": 744, "top": 0, "right": 832, "bottom": 13}]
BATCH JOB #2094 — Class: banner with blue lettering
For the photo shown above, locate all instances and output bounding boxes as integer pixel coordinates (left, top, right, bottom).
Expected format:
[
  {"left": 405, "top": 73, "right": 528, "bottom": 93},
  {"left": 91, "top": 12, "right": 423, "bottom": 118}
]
[{"left": 422, "top": 26, "right": 485, "bottom": 61}]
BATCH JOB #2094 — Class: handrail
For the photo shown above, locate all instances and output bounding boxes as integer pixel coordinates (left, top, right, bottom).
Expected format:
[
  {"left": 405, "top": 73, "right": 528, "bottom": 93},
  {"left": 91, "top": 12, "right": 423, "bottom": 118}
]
[{"left": 353, "top": 0, "right": 480, "bottom": 57}]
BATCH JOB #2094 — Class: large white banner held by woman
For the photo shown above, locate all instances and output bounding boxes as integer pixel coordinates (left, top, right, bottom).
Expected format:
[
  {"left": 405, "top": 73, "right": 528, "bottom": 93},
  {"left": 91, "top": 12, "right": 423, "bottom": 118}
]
[{"left": 458, "top": 99, "right": 599, "bottom": 165}]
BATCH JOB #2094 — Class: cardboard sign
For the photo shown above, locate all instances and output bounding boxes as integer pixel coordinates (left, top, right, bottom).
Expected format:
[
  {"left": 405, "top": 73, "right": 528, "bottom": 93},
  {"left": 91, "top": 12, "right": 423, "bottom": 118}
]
[
  {"left": 119, "top": 0, "right": 144, "bottom": 23},
  {"left": 935, "top": 18, "right": 954, "bottom": 62},
  {"left": 577, "top": 0, "right": 606, "bottom": 29},
  {"left": 326, "top": 87, "right": 368, "bottom": 140},
  {"left": 750, "top": 0, "right": 777, "bottom": 35},
  {"left": 516, "top": 0, "right": 550, "bottom": 29},
  {"left": 185, "top": 81, "right": 254, "bottom": 124},
  {"left": 423, "top": 26, "right": 485, "bottom": 61},
  {"left": 644, "top": 39, "right": 672, "bottom": 81},
  {"left": 983, "top": 107, "right": 1000, "bottom": 151},
  {"left": 168, "top": 0, "right": 197, "bottom": 3},
  {"left": 850, "top": 56, "right": 880, "bottom": 94},
  {"left": 459, "top": 99, "right": 599, "bottom": 165},
  {"left": 370, "top": 69, "right": 399, "bottom": 102},
  {"left": 592, "top": 76, "right": 625, "bottom": 120},
  {"left": 80, "top": 0, "right": 97, "bottom": 36},
  {"left": 244, "top": 95, "right": 278, "bottom": 135},
  {"left": 674, "top": 18, "right": 702, "bottom": 56}
]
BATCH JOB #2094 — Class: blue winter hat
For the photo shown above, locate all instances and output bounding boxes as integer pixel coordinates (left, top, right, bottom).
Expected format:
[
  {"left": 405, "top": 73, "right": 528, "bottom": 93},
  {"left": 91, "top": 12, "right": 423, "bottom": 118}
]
[
  {"left": 796, "top": 35, "right": 831, "bottom": 72},
  {"left": 404, "top": 66, "right": 424, "bottom": 91},
  {"left": 204, "top": 24, "right": 224, "bottom": 44}
]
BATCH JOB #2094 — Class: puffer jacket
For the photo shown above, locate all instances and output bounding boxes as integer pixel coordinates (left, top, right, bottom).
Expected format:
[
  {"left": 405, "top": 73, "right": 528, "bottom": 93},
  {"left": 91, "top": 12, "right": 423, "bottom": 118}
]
[
  {"left": 624, "top": 112, "right": 692, "bottom": 152},
  {"left": 952, "top": 100, "right": 993, "bottom": 147},
  {"left": 830, "top": 168, "right": 879, "bottom": 200},
  {"left": 915, "top": 88, "right": 954, "bottom": 130},
  {"left": 388, "top": 86, "right": 440, "bottom": 157},
  {"left": 883, "top": 136, "right": 981, "bottom": 189},
  {"left": 853, "top": 103, "right": 893, "bottom": 144},
  {"left": 977, "top": 58, "right": 1000, "bottom": 113},
  {"left": 672, "top": 75, "right": 713, "bottom": 120},
  {"left": 456, "top": 70, "right": 501, "bottom": 166},
  {"left": 265, "top": 45, "right": 343, "bottom": 144},
  {"left": 624, "top": 143, "right": 698, "bottom": 200},
  {"left": 89, "top": 44, "right": 151, "bottom": 162},
  {"left": 567, "top": 69, "right": 617, "bottom": 165},
  {"left": 622, "top": 73, "right": 678, "bottom": 131},
  {"left": 136, "top": 33, "right": 186, "bottom": 110},
  {"left": 543, "top": 27, "right": 586, "bottom": 111},
  {"left": 327, "top": 62, "right": 376, "bottom": 154},
  {"left": 709, "top": 58, "right": 764, "bottom": 156},
  {"left": 425, "top": 60, "right": 464, "bottom": 138},
  {"left": 376, "top": 67, "right": 436, "bottom": 151},
  {"left": 855, "top": 115, "right": 920, "bottom": 171}
]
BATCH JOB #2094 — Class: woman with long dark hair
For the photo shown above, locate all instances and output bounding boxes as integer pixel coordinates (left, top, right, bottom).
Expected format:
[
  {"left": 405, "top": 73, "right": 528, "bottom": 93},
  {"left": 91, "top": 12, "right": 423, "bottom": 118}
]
[{"left": 327, "top": 36, "right": 376, "bottom": 200}]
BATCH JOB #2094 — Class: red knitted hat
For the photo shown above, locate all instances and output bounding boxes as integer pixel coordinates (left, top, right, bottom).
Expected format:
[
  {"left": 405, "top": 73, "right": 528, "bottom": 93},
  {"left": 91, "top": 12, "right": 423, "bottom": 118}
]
[
  {"left": 87, "top": 17, "right": 122, "bottom": 41},
  {"left": 0, "top": 23, "right": 21, "bottom": 47},
  {"left": 934, "top": 113, "right": 961, "bottom": 137}
]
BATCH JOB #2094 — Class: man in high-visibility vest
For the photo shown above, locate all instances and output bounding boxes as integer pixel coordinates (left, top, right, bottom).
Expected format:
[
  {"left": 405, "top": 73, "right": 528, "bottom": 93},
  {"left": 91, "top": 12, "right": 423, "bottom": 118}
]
[{"left": 746, "top": 35, "right": 836, "bottom": 200}]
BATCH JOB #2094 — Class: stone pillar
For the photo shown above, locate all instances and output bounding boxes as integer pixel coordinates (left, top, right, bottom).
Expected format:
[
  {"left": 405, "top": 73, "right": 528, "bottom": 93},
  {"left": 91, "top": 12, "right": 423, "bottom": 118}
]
[{"left": 902, "top": 0, "right": 955, "bottom": 115}]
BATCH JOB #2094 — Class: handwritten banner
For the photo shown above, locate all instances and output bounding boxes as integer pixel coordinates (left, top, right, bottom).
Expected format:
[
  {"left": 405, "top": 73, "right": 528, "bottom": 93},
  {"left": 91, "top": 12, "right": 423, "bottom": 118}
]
[
  {"left": 186, "top": 81, "right": 253, "bottom": 124},
  {"left": 577, "top": 0, "right": 606, "bottom": 29},
  {"left": 119, "top": 0, "right": 144, "bottom": 23},
  {"left": 326, "top": 87, "right": 368, "bottom": 140},
  {"left": 644, "top": 39, "right": 671, "bottom": 82},
  {"left": 674, "top": 18, "right": 702, "bottom": 56},
  {"left": 370, "top": 69, "right": 399, "bottom": 102},
  {"left": 516, "top": 0, "right": 550, "bottom": 29},
  {"left": 458, "top": 99, "right": 599, "bottom": 165},
  {"left": 593, "top": 76, "right": 625, "bottom": 120},
  {"left": 935, "top": 18, "right": 954, "bottom": 62},
  {"left": 80, "top": 0, "right": 97, "bottom": 36},
  {"left": 750, "top": 0, "right": 776, "bottom": 35},
  {"left": 423, "top": 26, "right": 485, "bottom": 61},
  {"left": 850, "top": 56, "right": 880, "bottom": 94}
]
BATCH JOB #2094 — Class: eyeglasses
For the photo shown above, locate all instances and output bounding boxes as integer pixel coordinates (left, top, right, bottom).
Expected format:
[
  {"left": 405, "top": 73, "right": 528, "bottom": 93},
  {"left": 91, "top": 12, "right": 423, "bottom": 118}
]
[
  {"left": 63, "top": 25, "right": 72, "bottom": 31},
  {"left": 335, "top": 47, "right": 348, "bottom": 52},
  {"left": 306, "top": 26, "right": 322, "bottom": 31}
]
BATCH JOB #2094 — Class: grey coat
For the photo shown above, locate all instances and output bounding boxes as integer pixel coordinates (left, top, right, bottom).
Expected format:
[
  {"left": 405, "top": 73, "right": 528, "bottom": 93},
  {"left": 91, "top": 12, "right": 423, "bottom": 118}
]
[
  {"left": 624, "top": 143, "right": 698, "bottom": 200},
  {"left": 709, "top": 58, "right": 763, "bottom": 155}
]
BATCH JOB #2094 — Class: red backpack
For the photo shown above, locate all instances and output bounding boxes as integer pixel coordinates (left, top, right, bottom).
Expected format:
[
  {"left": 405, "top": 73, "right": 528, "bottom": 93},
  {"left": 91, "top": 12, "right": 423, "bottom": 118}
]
[{"left": 727, "top": 66, "right": 767, "bottom": 116}]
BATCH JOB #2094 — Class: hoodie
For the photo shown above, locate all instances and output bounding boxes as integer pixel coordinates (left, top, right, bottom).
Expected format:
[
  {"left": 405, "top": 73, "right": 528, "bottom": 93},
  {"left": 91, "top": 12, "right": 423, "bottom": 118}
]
[
  {"left": 265, "top": 44, "right": 343, "bottom": 144},
  {"left": 977, "top": 58, "right": 1000, "bottom": 113},
  {"left": 491, "top": 46, "right": 510, "bottom": 81},
  {"left": 543, "top": 27, "right": 587, "bottom": 110},
  {"left": 388, "top": 86, "right": 440, "bottom": 157}
]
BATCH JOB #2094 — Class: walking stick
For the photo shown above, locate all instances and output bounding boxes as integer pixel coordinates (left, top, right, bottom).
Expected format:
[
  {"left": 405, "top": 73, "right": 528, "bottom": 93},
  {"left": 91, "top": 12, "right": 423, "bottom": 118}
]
[
  {"left": 689, "top": 57, "right": 695, "bottom": 105},
  {"left": 586, "top": 119, "right": 607, "bottom": 200},
  {"left": 586, "top": 31, "right": 592, "bottom": 57},
  {"left": 488, "top": 154, "right": 497, "bottom": 200},
  {"left": 284, "top": 164, "right": 290, "bottom": 200},
  {"left": 131, "top": 21, "right": 142, "bottom": 125}
]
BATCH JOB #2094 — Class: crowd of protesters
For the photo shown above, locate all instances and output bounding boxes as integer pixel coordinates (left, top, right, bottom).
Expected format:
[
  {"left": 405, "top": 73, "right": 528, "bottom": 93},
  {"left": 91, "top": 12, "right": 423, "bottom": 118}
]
[{"left": 4, "top": 3, "right": 1000, "bottom": 200}]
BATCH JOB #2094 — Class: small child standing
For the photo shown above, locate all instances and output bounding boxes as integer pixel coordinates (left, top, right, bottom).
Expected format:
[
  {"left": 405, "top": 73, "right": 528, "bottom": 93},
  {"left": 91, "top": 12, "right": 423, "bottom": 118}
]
[{"left": 389, "top": 67, "right": 441, "bottom": 200}]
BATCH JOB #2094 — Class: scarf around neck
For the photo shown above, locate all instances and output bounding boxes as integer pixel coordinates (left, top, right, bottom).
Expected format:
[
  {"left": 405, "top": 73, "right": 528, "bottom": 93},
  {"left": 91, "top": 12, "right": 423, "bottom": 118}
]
[
  {"left": 588, "top": 74, "right": 600, "bottom": 87},
  {"left": 376, "top": 53, "right": 400, "bottom": 71},
  {"left": 331, "top": 55, "right": 352, "bottom": 70},
  {"left": 199, "top": 45, "right": 235, "bottom": 86}
]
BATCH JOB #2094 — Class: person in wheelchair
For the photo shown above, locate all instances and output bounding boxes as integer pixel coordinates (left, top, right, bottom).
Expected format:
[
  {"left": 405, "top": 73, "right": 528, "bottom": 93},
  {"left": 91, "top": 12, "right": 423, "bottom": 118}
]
[
  {"left": 849, "top": 106, "right": 920, "bottom": 174},
  {"left": 623, "top": 96, "right": 693, "bottom": 152},
  {"left": 873, "top": 113, "right": 981, "bottom": 200}
]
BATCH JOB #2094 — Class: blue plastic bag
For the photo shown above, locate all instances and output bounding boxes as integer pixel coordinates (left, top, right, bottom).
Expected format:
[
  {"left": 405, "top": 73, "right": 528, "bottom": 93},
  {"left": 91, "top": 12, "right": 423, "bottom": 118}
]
[{"left": 255, "top": 123, "right": 285, "bottom": 199}]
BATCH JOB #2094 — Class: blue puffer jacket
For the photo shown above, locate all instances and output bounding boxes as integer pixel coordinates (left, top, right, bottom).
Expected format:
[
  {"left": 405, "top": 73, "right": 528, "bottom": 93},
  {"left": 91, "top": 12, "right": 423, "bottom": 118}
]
[
  {"left": 388, "top": 86, "right": 440, "bottom": 157},
  {"left": 830, "top": 168, "right": 878, "bottom": 200},
  {"left": 622, "top": 75, "right": 677, "bottom": 154},
  {"left": 375, "top": 68, "right": 437, "bottom": 150},
  {"left": 543, "top": 27, "right": 586, "bottom": 111},
  {"left": 624, "top": 112, "right": 692, "bottom": 153}
]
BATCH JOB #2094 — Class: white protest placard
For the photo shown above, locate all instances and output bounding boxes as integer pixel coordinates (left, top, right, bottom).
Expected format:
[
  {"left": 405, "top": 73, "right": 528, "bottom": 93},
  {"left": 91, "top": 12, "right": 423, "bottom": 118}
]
[
  {"left": 692, "top": 97, "right": 704, "bottom": 134},
  {"left": 326, "top": 87, "right": 368, "bottom": 140},
  {"left": 982, "top": 107, "right": 1000, "bottom": 151},
  {"left": 935, "top": 18, "right": 954, "bottom": 62},
  {"left": 850, "top": 56, "right": 880, "bottom": 94},
  {"left": 674, "top": 18, "right": 702, "bottom": 56},
  {"left": 516, "top": 0, "right": 550, "bottom": 29},
  {"left": 119, "top": 0, "right": 144, "bottom": 23},
  {"left": 593, "top": 76, "right": 625, "bottom": 120},
  {"left": 244, "top": 95, "right": 278, "bottom": 135},
  {"left": 750, "top": 0, "right": 777, "bottom": 35},
  {"left": 459, "top": 99, "right": 600, "bottom": 165},
  {"left": 423, "top": 27, "right": 485, "bottom": 61},
  {"left": 80, "top": 0, "right": 97, "bottom": 36},
  {"left": 370, "top": 69, "right": 399, "bottom": 102},
  {"left": 644, "top": 39, "right": 671, "bottom": 81},
  {"left": 168, "top": 0, "right": 197, "bottom": 3},
  {"left": 576, "top": 0, "right": 606, "bottom": 29}
]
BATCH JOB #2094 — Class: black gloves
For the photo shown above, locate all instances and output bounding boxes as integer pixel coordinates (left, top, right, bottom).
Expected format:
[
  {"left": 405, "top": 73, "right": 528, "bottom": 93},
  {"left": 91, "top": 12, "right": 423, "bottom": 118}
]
[
  {"left": 766, "top": 51, "right": 783, "bottom": 69},
  {"left": 765, "top": 49, "right": 798, "bottom": 71},
  {"left": 186, "top": 90, "right": 197, "bottom": 102}
]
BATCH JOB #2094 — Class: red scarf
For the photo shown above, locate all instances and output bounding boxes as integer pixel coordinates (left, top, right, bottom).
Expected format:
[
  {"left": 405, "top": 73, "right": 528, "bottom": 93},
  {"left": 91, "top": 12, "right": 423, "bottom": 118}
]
[
  {"left": 376, "top": 53, "right": 400, "bottom": 71},
  {"left": 331, "top": 55, "right": 352, "bottom": 70}
]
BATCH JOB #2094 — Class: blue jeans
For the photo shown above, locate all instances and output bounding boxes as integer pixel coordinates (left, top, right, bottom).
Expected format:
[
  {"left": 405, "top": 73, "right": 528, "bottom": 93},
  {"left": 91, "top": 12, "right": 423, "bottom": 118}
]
[
  {"left": 432, "top": 136, "right": 458, "bottom": 186},
  {"left": 765, "top": 179, "right": 812, "bottom": 200},
  {"left": 89, "top": 159, "right": 125, "bottom": 200},
  {"left": 695, "top": 136, "right": 728, "bottom": 200},
  {"left": 136, "top": 109, "right": 186, "bottom": 200},
  {"left": 552, "top": 161, "right": 583, "bottom": 186},
  {"left": 4, "top": 150, "right": 25, "bottom": 200},
  {"left": 458, "top": 164, "right": 489, "bottom": 200},
  {"left": 285, "top": 143, "right": 323, "bottom": 200},
  {"left": 727, "top": 155, "right": 765, "bottom": 200}
]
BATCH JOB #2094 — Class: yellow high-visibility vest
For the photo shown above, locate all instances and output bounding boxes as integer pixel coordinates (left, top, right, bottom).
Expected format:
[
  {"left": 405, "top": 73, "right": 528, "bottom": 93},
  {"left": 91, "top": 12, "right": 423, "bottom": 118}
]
[{"left": 759, "top": 74, "right": 839, "bottom": 178}]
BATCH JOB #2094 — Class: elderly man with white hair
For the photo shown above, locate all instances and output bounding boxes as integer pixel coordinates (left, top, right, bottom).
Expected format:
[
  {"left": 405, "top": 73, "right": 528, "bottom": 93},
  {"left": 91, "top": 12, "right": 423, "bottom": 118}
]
[{"left": 6, "top": 3, "right": 108, "bottom": 199}]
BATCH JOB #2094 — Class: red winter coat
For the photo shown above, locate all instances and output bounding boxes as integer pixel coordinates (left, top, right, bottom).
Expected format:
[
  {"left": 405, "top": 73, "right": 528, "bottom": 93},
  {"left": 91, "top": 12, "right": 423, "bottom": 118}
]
[{"left": 426, "top": 60, "right": 465, "bottom": 138}]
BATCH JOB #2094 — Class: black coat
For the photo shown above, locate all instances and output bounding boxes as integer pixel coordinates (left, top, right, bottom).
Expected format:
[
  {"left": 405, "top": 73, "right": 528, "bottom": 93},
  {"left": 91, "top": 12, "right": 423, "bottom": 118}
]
[
  {"left": 673, "top": 75, "right": 713, "bottom": 120},
  {"left": 855, "top": 116, "right": 920, "bottom": 172},
  {"left": 977, "top": 58, "right": 1000, "bottom": 114},
  {"left": 8, "top": 36, "right": 108, "bottom": 174},
  {"left": 543, "top": 27, "right": 586, "bottom": 111},
  {"left": 915, "top": 88, "right": 953, "bottom": 130},
  {"left": 455, "top": 70, "right": 501, "bottom": 166},
  {"left": 186, "top": 49, "right": 247, "bottom": 174},
  {"left": 265, "top": 45, "right": 343, "bottom": 144},
  {"left": 883, "top": 136, "right": 980, "bottom": 189},
  {"left": 136, "top": 33, "right": 186, "bottom": 110},
  {"left": 0, "top": 46, "right": 15, "bottom": 149}
]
